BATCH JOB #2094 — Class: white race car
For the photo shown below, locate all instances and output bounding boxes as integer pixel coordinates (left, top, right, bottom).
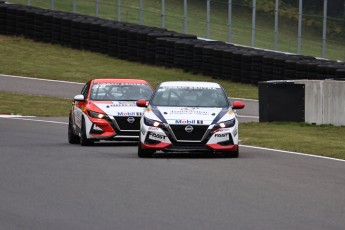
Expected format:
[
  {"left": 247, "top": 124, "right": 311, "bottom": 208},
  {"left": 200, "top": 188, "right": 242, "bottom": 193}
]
[
  {"left": 68, "top": 78, "right": 153, "bottom": 146},
  {"left": 136, "top": 81, "right": 245, "bottom": 157}
]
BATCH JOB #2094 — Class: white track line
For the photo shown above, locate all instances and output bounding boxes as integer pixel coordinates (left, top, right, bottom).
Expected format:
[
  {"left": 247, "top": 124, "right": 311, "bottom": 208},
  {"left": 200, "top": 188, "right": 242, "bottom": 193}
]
[
  {"left": 241, "top": 145, "right": 345, "bottom": 163},
  {"left": 0, "top": 116, "right": 68, "bottom": 125},
  {"left": 1, "top": 116, "right": 343, "bottom": 163},
  {"left": 0, "top": 74, "right": 83, "bottom": 85}
]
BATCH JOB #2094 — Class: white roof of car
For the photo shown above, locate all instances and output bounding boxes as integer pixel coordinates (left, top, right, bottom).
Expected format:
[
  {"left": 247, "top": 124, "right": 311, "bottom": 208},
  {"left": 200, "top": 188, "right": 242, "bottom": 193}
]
[{"left": 159, "top": 81, "right": 221, "bottom": 88}]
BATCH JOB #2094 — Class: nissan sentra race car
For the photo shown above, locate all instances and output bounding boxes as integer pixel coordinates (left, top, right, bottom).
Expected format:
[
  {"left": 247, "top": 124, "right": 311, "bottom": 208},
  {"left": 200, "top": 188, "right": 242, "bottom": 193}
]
[
  {"left": 136, "top": 81, "right": 245, "bottom": 158},
  {"left": 68, "top": 78, "right": 153, "bottom": 146}
]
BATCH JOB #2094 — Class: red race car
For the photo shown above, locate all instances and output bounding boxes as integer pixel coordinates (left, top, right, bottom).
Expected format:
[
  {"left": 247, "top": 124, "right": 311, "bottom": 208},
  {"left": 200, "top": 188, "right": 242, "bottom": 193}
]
[{"left": 68, "top": 78, "right": 153, "bottom": 146}]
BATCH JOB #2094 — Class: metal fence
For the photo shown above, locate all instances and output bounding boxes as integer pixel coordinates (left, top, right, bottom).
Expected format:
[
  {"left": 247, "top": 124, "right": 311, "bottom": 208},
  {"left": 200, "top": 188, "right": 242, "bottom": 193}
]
[{"left": 7, "top": 0, "right": 345, "bottom": 61}]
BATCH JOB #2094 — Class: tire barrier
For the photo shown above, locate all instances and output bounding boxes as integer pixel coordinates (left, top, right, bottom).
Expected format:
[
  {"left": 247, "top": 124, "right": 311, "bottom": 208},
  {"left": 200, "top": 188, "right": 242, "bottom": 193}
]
[{"left": 1, "top": 2, "right": 345, "bottom": 85}]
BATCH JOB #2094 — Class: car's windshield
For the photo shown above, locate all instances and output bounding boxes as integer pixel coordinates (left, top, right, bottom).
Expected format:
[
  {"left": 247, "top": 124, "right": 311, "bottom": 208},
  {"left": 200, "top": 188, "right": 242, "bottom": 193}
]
[
  {"left": 90, "top": 83, "right": 153, "bottom": 101},
  {"left": 151, "top": 86, "right": 229, "bottom": 107}
]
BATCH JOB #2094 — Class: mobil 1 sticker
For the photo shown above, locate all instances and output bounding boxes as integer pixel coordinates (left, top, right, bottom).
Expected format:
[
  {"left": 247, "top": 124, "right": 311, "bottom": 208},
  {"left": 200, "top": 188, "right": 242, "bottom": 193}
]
[{"left": 149, "top": 133, "right": 166, "bottom": 141}]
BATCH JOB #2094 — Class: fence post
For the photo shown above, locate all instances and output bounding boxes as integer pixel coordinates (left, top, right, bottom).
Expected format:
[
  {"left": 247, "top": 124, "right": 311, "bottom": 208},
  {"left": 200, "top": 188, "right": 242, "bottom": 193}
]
[
  {"left": 73, "top": 0, "right": 76, "bottom": 13},
  {"left": 228, "top": 0, "right": 232, "bottom": 43},
  {"left": 96, "top": 0, "right": 99, "bottom": 17},
  {"left": 140, "top": 0, "right": 143, "bottom": 25},
  {"left": 322, "top": 0, "right": 328, "bottom": 58},
  {"left": 50, "top": 0, "right": 54, "bottom": 10},
  {"left": 161, "top": 0, "right": 165, "bottom": 28},
  {"left": 117, "top": 0, "right": 121, "bottom": 21},
  {"left": 297, "top": 0, "right": 303, "bottom": 54},
  {"left": 274, "top": 0, "right": 279, "bottom": 50},
  {"left": 251, "top": 0, "right": 256, "bottom": 47},
  {"left": 206, "top": 0, "right": 210, "bottom": 39},
  {"left": 183, "top": 0, "right": 187, "bottom": 33}
]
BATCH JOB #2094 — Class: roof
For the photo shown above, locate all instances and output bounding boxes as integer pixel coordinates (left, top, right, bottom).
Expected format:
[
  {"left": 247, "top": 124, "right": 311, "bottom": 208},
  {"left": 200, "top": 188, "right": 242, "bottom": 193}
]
[
  {"left": 92, "top": 78, "right": 150, "bottom": 84},
  {"left": 158, "top": 81, "right": 222, "bottom": 88}
]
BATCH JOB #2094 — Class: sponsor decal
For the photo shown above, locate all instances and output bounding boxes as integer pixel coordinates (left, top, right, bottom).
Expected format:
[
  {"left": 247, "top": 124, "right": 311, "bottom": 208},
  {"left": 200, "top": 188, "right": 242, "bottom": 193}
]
[
  {"left": 149, "top": 132, "right": 166, "bottom": 141},
  {"left": 149, "top": 127, "right": 159, "bottom": 130},
  {"left": 215, "top": 133, "right": 228, "bottom": 138},
  {"left": 176, "top": 120, "right": 196, "bottom": 124},
  {"left": 175, "top": 120, "right": 203, "bottom": 124},
  {"left": 116, "top": 112, "right": 142, "bottom": 116},
  {"left": 228, "top": 109, "right": 234, "bottom": 115},
  {"left": 93, "top": 83, "right": 146, "bottom": 86},
  {"left": 161, "top": 86, "right": 218, "bottom": 90},
  {"left": 169, "top": 110, "right": 210, "bottom": 115},
  {"left": 146, "top": 107, "right": 151, "bottom": 113},
  {"left": 110, "top": 101, "right": 136, "bottom": 107}
]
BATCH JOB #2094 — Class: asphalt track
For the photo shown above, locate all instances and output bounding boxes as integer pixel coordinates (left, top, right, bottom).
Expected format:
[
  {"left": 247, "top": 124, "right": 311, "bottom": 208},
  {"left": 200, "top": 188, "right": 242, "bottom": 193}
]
[{"left": 1, "top": 74, "right": 345, "bottom": 229}]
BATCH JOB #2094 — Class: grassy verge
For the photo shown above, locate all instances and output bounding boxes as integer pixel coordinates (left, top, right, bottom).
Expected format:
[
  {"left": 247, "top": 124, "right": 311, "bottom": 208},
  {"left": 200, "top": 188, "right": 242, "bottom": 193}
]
[
  {"left": 240, "top": 122, "right": 345, "bottom": 159},
  {"left": 0, "top": 92, "right": 70, "bottom": 117},
  {"left": 0, "top": 35, "right": 258, "bottom": 99}
]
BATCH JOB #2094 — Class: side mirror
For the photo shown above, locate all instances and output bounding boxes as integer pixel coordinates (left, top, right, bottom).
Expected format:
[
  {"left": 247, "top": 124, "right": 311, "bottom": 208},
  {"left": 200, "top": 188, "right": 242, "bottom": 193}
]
[
  {"left": 74, "top": 94, "right": 85, "bottom": 102},
  {"left": 136, "top": 99, "right": 148, "bottom": 107},
  {"left": 232, "top": 101, "right": 245, "bottom": 110}
]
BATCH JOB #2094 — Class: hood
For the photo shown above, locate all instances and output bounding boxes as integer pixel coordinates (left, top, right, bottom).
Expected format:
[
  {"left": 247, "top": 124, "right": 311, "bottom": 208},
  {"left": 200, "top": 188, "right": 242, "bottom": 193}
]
[{"left": 92, "top": 101, "right": 144, "bottom": 116}]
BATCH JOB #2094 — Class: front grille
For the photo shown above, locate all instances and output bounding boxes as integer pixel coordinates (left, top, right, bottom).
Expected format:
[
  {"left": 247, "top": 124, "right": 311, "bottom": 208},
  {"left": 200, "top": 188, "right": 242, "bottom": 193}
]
[
  {"left": 114, "top": 116, "right": 141, "bottom": 131},
  {"left": 169, "top": 125, "right": 209, "bottom": 141}
]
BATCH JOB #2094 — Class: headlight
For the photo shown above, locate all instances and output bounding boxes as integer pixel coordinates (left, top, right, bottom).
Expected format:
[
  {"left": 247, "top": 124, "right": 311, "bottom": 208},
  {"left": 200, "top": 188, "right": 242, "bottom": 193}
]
[
  {"left": 214, "top": 118, "right": 236, "bottom": 129},
  {"left": 88, "top": 110, "right": 107, "bottom": 119},
  {"left": 144, "top": 117, "right": 164, "bottom": 128}
]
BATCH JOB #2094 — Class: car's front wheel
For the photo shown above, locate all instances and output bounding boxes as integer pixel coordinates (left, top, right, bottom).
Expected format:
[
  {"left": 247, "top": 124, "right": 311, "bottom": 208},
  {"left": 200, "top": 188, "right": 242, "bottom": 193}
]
[
  {"left": 80, "top": 119, "right": 94, "bottom": 146},
  {"left": 223, "top": 148, "right": 239, "bottom": 158},
  {"left": 138, "top": 142, "right": 154, "bottom": 158},
  {"left": 68, "top": 113, "right": 80, "bottom": 144}
]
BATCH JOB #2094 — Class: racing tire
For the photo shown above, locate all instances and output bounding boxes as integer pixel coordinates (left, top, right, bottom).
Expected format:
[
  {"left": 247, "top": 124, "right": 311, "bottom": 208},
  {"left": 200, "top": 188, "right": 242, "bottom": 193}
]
[
  {"left": 68, "top": 113, "right": 80, "bottom": 144},
  {"left": 80, "top": 119, "right": 94, "bottom": 146},
  {"left": 224, "top": 148, "right": 239, "bottom": 158},
  {"left": 138, "top": 142, "right": 154, "bottom": 158}
]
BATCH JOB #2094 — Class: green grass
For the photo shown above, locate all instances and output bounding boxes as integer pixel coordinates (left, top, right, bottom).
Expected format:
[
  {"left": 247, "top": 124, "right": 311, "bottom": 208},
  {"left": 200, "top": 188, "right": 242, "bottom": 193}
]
[
  {"left": 0, "top": 35, "right": 258, "bottom": 99},
  {"left": 7, "top": 0, "right": 345, "bottom": 61},
  {"left": 0, "top": 92, "right": 70, "bottom": 116},
  {"left": 240, "top": 122, "right": 345, "bottom": 159}
]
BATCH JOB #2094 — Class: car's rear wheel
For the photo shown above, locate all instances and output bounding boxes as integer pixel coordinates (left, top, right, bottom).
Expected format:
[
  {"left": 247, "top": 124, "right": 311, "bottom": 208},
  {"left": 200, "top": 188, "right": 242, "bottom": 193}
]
[
  {"left": 138, "top": 142, "right": 154, "bottom": 158},
  {"left": 68, "top": 113, "right": 80, "bottom": 144},
  {"left": 80, "top": 119, "right": 94, "bottom": 146}
]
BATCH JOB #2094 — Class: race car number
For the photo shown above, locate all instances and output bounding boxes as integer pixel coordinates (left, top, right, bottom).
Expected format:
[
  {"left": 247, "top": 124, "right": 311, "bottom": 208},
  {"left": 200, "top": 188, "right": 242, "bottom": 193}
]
[{"left": 149, "top": 133, "right": 166, "bottom": 141}]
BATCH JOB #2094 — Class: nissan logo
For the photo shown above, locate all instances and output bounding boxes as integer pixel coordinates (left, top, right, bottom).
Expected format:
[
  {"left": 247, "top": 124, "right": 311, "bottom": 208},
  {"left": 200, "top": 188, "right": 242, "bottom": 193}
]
[
  {"left": 185, "top": 125, "right": 193, "bottom": 133},
  {"left": 127, "top": 117, "right": 135, "bottom": 123}
]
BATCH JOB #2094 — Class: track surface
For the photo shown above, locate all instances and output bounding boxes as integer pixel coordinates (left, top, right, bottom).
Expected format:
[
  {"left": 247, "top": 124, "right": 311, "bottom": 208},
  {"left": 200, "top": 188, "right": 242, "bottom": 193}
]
[
  {"left": 1, "top": 117, "right": 345, "bottom": 230},
  {"left": 1, "top": 75, "right": 345, "bottom": 229}
]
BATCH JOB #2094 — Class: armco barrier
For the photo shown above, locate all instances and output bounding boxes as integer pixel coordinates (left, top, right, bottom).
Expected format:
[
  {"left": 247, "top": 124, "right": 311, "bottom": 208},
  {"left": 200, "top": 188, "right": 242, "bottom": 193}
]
[{"left": 1, "top": 2, "right": 345, "bottom": 85}]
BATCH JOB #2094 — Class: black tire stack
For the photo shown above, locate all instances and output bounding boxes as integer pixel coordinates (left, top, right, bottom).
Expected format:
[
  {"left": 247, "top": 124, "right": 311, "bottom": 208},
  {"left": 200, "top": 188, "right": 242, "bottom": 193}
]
[{"left": 1, "top": 2, "right": 345, "bottom": 85}]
